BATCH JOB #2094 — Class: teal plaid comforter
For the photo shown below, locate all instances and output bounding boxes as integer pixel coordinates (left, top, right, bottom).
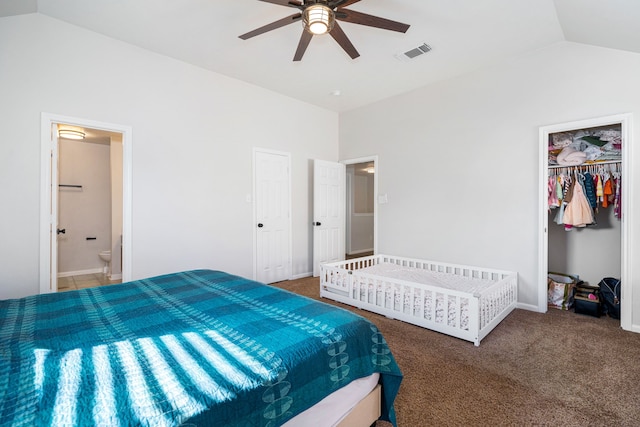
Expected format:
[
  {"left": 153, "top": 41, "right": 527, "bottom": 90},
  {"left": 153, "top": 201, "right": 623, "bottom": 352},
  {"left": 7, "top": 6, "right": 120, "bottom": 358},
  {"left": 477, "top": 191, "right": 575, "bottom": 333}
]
[{"left": 0, "top": 270, "right": 402, "bottom": 426}]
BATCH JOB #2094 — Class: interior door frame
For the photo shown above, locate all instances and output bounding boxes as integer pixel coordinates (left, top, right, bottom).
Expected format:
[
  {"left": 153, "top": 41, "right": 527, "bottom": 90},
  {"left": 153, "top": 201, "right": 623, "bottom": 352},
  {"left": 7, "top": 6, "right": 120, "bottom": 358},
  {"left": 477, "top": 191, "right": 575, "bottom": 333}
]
[
  {"left": 537, "top": 113, "right": 633, "bottom": 331},
  {"left": 40, "top": 113, "right": 133, "bottom": 293},
  {"left": 342, "top": 155, "right": 378, "bottom": 256},
  {"left": 252, "top": 147, "right": 292, "bottom": 283}
]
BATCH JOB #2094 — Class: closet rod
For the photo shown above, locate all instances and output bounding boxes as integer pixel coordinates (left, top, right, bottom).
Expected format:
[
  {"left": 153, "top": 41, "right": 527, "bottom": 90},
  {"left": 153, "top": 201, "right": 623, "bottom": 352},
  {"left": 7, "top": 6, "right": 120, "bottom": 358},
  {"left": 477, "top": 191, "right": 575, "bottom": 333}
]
[{"left": 548, "top": 160, "right": 621, "bottom": 169}]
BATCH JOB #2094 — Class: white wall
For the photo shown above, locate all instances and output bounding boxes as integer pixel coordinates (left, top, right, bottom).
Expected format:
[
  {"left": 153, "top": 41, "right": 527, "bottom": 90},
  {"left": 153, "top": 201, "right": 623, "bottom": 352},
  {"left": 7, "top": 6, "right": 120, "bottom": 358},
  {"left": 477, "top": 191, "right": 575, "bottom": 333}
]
[
  {"left": 0, "top": 14, "right": 338, "bottom": 299},
  {"left": 58, "top": 139, "right": 111, "bottom": 274},
  {"left": 548, "top": 207, "right": 621, "bottom": 285},
  {"left": 339, "top": 42, "right": 640, "bottom": 327}
]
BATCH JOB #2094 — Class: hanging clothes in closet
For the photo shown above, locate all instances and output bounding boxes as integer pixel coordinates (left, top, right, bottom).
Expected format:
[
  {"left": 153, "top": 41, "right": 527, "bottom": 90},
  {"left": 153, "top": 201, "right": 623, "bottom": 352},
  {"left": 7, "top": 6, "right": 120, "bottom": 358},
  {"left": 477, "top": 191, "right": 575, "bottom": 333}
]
[{"left": 547, "top": 162, "right": 621, "bottom": 231}]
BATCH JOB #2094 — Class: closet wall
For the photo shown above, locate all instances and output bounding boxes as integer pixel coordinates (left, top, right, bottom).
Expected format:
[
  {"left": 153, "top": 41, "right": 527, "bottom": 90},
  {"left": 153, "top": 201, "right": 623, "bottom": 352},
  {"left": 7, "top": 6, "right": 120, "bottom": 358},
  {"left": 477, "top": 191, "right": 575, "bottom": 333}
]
[{"left": 547, "top": 124, "right": 622, "bottom": 287}]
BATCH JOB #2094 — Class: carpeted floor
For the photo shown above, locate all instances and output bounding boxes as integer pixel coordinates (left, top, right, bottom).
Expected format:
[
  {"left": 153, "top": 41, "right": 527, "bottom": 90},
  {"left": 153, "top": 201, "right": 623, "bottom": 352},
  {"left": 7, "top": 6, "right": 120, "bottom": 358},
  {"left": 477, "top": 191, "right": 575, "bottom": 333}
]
[{"left": 272, "top": 276, "right": 640, "bottom": 427}]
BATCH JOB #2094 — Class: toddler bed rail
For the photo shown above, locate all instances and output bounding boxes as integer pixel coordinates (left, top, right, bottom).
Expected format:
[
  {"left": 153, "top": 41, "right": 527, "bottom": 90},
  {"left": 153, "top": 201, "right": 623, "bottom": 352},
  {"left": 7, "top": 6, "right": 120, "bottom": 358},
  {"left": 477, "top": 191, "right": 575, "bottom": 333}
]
[{"left": 320, "top": 254, "right": 518, "bottom": 346}]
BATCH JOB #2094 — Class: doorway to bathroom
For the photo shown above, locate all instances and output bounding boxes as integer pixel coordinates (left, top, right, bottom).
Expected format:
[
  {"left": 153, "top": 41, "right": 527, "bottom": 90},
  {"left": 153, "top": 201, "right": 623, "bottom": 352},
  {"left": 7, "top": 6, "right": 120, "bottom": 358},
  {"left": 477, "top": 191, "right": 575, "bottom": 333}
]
[
  {"left": 58, "top": 127, "right": 123, "bottom": 291},
  {"left": 40, "top": 113, "right": 132, "bottom": 294}
]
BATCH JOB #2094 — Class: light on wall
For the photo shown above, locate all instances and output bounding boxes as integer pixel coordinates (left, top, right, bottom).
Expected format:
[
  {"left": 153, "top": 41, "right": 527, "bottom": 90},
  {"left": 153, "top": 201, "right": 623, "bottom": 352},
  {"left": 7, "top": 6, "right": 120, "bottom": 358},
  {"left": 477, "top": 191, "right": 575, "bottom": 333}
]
[
  {"left": 303, "top": 4, "right": 335, "bottom": 35},
  {"left": 58, "top": 125, "right": 86, "bottom": 140}
]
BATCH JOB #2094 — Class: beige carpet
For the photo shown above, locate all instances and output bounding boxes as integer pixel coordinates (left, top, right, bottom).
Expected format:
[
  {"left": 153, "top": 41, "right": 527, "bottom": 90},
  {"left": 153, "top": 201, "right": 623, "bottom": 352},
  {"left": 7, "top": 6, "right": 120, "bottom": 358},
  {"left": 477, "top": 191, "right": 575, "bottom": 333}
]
[{"left": 272, "top": 277, "right": 640, "bottom": 427}]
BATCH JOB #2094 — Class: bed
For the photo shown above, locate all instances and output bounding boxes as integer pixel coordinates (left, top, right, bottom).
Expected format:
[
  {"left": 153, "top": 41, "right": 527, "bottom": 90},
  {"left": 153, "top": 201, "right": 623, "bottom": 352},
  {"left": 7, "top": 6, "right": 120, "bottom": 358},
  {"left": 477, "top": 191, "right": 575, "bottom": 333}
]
[
  {"left": 320, "top": 254, "right": 518, "bottom": 346},
  {"left": 0, "top": 269, "right": 402, "bottom": 427}
]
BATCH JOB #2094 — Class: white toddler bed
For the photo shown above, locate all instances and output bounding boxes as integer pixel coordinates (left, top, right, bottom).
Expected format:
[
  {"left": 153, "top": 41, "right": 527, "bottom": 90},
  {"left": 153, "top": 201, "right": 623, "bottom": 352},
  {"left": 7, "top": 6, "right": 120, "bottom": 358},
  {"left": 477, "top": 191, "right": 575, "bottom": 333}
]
[{"left": 320, "top": 254, "right": 518, "bottom": 346}]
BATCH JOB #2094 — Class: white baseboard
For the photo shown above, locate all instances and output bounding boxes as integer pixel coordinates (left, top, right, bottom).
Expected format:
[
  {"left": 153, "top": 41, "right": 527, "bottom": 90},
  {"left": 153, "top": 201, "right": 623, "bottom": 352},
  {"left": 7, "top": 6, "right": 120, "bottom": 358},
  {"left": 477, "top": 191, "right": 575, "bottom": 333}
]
[
  {"left": 290, "top": 272, "right": 313, "bottom": 280},
  {"left": 516, "top": 302, "right": 541, "bottom": 312},
  {"left": 627, "top": 323, "right": 640, "bottom": 334},
  {"left": 58, "top": 268, "right": 103, "bottom": 278},
  {"left": 109, "top": 273, "right": 123, "bottom": 281}
]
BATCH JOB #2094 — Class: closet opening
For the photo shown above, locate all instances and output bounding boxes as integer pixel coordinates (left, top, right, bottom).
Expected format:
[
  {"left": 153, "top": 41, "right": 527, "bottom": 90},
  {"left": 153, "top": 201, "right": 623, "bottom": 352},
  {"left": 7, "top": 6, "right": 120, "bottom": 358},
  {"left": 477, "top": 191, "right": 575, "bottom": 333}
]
[{"left": 538, "top": 114, "right": 632, "bottom": 331}]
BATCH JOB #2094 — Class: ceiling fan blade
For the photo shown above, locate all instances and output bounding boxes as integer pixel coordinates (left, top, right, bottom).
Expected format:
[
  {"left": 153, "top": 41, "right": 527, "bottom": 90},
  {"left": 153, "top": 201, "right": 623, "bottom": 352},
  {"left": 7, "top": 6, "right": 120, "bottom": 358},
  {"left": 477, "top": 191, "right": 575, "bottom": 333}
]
[
  {"left": 337, "top": 9, "right": 410, "bottom": 33},
  {"left": 239, "top": 13, "right": 302, "bottom": 40},
  {"left": 329, "top": 0, "right": 361, "bottom": 8},
  {"left": 259, "top": 0, "right": 303, "bottom": 8},
  {"left": 329, "top": 22, "right": 360, "bottom": 59},
  {"left": 293, "top": 31, "right": 313, "bottom": 61}
]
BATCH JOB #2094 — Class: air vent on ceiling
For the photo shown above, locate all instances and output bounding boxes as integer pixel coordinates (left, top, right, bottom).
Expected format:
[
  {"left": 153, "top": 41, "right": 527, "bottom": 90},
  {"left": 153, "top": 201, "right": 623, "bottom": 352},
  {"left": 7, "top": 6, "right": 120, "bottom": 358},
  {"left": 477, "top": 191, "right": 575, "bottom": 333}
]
[{"left": 395, "top": 43, "right": 432, "bottom": 62}]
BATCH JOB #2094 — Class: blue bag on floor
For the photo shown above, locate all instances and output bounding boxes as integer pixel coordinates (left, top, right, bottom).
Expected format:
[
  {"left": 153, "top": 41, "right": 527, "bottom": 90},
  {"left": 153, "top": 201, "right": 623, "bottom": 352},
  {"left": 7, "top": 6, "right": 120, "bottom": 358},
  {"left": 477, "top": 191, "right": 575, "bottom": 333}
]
[{"left": 599, "top": 277, "right": 621, "bottom": 319}]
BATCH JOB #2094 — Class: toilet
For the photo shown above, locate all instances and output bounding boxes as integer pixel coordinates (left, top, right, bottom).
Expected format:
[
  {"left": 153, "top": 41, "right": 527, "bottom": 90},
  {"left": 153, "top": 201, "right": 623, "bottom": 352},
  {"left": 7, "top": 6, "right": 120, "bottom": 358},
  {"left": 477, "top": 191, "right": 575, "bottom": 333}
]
[{"left": 99, "top": 250, "right": 111, "bottom": 275}]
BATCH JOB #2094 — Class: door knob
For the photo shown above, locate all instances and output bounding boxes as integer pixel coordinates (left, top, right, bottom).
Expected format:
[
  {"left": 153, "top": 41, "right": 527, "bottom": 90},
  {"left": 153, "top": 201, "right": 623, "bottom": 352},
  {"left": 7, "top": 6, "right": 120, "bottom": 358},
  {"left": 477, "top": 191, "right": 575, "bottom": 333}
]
[
  {"left": 257, "top": 223, "right": 264, "bottom": 228},
  {"left": 314, "top": 222, "right": 321, "bottom": 226},
  {"left": 57, "top": 228, "right": 66, "bottom": 235}
]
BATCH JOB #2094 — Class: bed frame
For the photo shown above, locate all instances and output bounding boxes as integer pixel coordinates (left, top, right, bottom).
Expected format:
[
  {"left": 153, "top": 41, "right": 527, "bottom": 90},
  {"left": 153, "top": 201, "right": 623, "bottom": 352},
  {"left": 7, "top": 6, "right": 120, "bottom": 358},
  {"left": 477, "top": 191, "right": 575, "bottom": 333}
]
[
  {"left": 338, "top": 384, "right": 381, "bottom": 427},
  {"left": 320, "top": 254, "right": 518, "bottom": 346}
]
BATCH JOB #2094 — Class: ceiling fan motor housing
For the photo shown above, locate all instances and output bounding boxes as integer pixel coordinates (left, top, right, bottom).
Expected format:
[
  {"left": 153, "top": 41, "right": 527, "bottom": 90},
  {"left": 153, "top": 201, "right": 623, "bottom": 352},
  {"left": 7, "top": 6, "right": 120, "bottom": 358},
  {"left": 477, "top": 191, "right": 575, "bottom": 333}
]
[{"left": 302, "top": 3, "right": 335, "bottom": 35}]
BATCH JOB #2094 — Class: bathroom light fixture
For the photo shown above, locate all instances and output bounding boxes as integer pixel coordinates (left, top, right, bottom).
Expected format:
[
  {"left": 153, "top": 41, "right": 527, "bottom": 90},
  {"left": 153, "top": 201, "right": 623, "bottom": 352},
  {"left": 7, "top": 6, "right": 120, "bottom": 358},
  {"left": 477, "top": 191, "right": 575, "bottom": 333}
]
[
  {"left": 58, "top": 126, "right": 86, "bottom": 140},
  {"left": 303, "top": 4, "right": 334, "bottom": 35}
]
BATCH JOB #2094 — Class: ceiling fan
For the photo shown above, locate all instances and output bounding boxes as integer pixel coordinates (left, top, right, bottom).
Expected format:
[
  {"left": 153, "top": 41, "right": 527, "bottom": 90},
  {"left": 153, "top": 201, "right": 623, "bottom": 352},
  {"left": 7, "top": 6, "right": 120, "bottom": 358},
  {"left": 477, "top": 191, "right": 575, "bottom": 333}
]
[{"left": 239, "top": 0, "right": 410, "bottom": 61}]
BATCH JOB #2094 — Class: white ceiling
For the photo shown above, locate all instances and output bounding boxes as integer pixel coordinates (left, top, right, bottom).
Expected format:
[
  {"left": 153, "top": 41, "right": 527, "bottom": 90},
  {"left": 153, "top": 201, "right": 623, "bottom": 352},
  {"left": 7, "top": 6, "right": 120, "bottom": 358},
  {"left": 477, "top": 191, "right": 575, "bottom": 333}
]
[{"left": 2, "top": 0, "right": 640, "bottom": 112}]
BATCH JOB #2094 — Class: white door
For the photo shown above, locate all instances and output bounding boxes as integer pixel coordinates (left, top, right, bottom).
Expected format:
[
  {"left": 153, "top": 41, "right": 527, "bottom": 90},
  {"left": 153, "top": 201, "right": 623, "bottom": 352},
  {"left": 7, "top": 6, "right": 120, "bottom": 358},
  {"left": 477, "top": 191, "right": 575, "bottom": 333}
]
[
  {"left": 48, "top": 124, "right": 60, "bottom": 292},
  {"left": 254, "top": 149, "right": 291, "bottom": 283},
  {"left": 313, "top": 159, "right": 346, "bottom": 276}
]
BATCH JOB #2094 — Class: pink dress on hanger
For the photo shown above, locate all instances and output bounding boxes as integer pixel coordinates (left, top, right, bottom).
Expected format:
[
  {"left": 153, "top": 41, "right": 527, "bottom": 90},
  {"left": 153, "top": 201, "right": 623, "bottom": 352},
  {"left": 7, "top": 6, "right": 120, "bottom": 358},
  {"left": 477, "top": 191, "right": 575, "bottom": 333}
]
[{"left": 562, "top": 180, "right": 594, "bottom": 228}]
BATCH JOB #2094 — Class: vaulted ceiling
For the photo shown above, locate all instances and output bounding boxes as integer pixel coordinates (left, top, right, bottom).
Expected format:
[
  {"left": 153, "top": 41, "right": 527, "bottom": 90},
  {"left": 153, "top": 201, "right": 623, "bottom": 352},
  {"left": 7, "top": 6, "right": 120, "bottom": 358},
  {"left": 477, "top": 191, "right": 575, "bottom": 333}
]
[{"left": 2, "top": 0, "right": 639, "bottom": 112}]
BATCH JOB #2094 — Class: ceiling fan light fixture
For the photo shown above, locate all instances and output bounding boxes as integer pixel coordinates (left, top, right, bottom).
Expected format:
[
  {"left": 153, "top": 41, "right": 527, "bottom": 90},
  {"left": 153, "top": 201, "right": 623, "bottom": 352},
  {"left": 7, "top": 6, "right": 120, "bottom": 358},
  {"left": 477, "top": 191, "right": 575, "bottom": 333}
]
[{"left": 303, "top": 4, "right": 334, "bottom": 35}]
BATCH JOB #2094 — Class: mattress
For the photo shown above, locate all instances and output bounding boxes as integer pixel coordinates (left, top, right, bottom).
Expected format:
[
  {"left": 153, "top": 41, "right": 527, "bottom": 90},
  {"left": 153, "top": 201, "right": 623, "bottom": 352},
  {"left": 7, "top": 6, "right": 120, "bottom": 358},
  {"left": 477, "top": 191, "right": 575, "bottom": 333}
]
[
  {"left": 0, "top": 270, "right": 402, "bottom": 427},
  {"left": 360, "top": 262, "right": 497, "bottom": 295},
  {"left": 283, "top": 373, "right": 380, "bottom": 426}
]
